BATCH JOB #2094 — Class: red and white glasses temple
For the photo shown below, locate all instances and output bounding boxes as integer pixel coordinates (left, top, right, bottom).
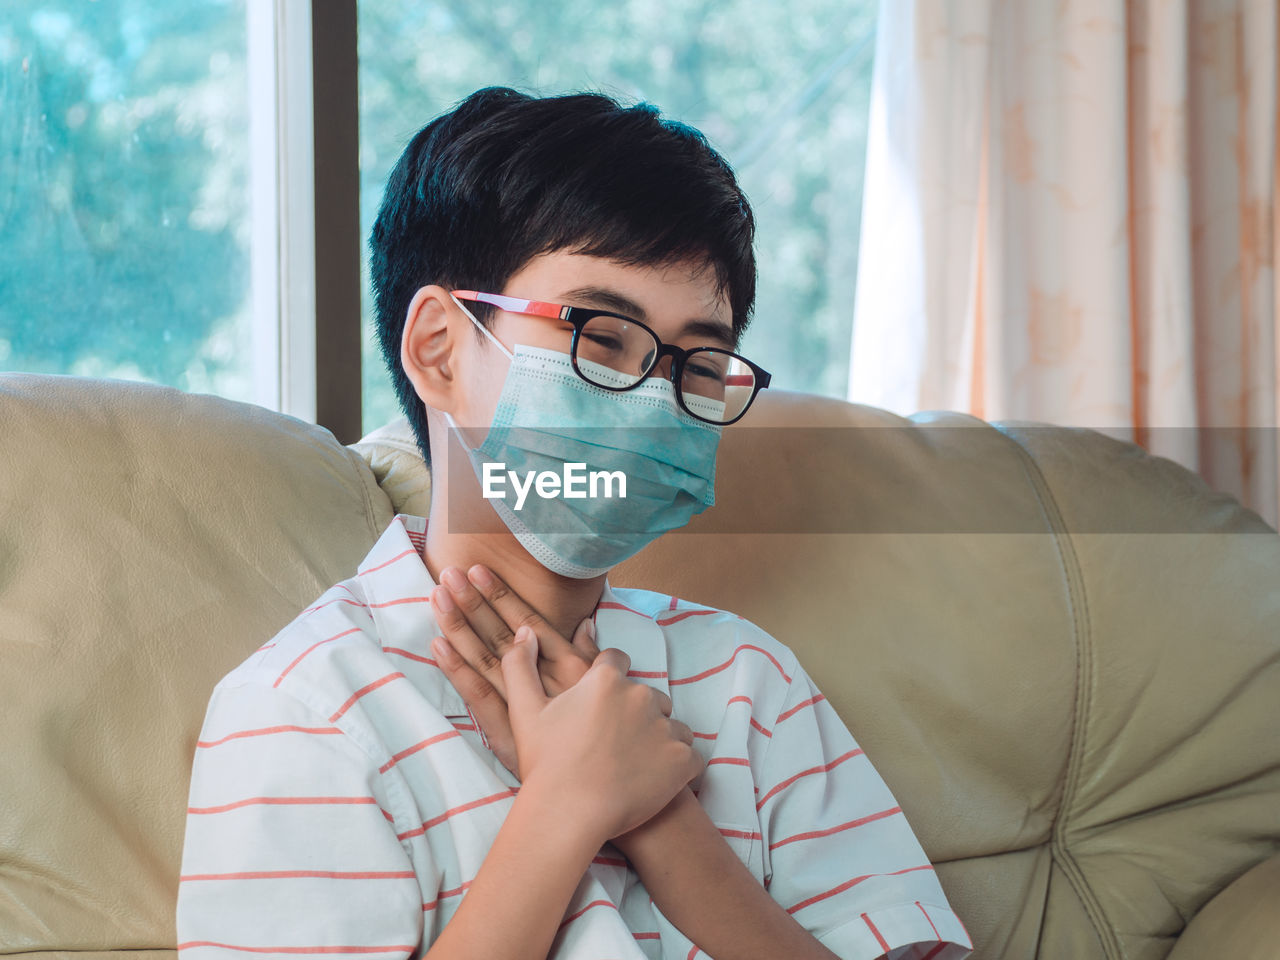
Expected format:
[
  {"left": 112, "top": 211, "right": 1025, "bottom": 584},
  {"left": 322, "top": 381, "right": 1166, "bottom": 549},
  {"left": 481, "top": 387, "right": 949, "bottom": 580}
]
[{"left": 451, "top": 290, "right": 770, "bottom": 425}]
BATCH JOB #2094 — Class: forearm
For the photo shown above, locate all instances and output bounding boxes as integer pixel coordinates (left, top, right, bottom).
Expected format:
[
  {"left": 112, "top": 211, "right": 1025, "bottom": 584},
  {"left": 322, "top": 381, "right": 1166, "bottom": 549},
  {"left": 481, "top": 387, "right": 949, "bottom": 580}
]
[
  {"left": 614, "top": 788, "right": 838, "bottom": 960},
  {"left": 426, "top": 783, "right": 603, "bottom": 960}
]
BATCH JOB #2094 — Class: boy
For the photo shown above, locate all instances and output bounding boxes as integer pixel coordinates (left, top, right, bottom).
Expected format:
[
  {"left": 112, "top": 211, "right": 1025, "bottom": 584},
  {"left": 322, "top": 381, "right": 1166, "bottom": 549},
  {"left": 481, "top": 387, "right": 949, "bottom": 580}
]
[{"left": 177, "top": 87, "right": 971, "bottom": 960}]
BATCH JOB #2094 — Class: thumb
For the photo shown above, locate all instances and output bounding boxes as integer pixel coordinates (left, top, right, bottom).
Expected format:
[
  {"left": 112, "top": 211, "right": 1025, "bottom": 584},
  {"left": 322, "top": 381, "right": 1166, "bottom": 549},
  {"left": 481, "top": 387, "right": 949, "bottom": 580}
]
[
  {"left": 571, "top": 616, "right": 600, "bottom": 659},
  {"left": 501, "top": 626, "right": 547, "bottom": 716}
]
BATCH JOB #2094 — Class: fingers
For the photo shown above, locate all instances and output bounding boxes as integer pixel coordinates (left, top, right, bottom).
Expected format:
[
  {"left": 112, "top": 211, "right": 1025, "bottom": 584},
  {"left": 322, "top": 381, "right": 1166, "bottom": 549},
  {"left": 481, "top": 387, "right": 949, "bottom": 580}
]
[
  {"left": 591, "top": 646, "right": 632, "bottom": 679},
  {"left": 464, "top": 565, "right": 575, "bottom": 657},
  {"left": 571, "top": 616, "right": 600, "bottom": 659},
  {"left": 431, "top": 634, "right": 503, "bottom": 710},
  {"left": 668, "top": 717, "right": 695, "bottom": 746},
  {"left": 431, "top": 634, "right": 520, "bottom": 775},
  {"left": 500, "top": 627, "right": 548, "bottom": 715},
  {"left": 430, "top": 585, "right": 506, "bottom": 698},
  {"left": 438, "top": 566, "right": 520, "bottom": 656}
]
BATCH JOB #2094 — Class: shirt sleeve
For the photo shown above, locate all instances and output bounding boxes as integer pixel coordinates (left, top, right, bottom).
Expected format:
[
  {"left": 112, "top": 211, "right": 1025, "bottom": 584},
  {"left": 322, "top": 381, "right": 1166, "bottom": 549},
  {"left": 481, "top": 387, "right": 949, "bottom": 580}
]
[
  {"left": 755, "top": 662, "right": 972, "bottom": 960},
  {"left": 176, "top": 678, "right": 425, "bottom": 958}
]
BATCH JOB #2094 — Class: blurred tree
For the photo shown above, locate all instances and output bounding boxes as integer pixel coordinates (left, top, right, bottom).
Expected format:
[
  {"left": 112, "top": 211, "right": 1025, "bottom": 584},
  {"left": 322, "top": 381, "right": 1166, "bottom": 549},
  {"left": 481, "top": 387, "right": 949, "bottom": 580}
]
[
  {"left": 357, "top": 0, "right": 877, "bottom": 431},
  {"left": 0, "top": 0, "right": 875, "bottom": 425},
  {"left": 0, "top": 0, "right": 249, "bottom": 395}
]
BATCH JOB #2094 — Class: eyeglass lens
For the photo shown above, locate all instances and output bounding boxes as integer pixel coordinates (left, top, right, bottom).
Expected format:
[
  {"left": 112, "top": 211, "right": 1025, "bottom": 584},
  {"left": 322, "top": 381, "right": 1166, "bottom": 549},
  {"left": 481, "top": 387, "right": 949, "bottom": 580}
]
[{"left": 573, "top": 314, "right": 756, "bottom": 423}]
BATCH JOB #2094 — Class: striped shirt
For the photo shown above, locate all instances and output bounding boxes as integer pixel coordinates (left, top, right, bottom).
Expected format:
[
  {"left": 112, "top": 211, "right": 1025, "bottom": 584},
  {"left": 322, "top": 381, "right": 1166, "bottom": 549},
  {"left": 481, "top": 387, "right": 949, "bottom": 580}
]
[{"left": 178, "top": 515, "right": 971, "bottom": 959}]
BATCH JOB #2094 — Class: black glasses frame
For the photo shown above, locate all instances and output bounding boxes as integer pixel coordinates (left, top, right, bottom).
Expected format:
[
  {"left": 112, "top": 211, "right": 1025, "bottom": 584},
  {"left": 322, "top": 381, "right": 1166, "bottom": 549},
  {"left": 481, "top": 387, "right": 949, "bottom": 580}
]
[{"left": 556, "top": 306, "right": 772, "bottom": 426}]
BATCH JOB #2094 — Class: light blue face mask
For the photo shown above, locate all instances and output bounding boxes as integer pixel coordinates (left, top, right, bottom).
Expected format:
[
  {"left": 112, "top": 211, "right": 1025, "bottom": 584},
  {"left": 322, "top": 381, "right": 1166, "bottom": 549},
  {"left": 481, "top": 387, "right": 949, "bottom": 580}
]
[{"left": 445, "top": 298, "right": 723, "bottom": 579}]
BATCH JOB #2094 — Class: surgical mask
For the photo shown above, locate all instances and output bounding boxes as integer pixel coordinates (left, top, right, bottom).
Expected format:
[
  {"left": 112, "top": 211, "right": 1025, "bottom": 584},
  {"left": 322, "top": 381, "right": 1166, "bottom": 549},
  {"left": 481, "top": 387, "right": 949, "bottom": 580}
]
[{"left": 445, "top": 299, "right": 723, "bottom": 578}]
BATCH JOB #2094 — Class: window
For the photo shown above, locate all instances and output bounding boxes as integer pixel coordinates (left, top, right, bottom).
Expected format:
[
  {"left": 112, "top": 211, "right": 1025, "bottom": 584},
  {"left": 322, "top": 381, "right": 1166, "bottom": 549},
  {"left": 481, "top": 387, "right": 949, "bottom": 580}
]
[
  {"left": 2, "top": 1, "right": 878, "bottom": 440},
  {"left": 0, "top": 1, "right": 255, "bottom": 402},
  {"left": 358, "top": 0, "right": 878, "bottom": 433}
]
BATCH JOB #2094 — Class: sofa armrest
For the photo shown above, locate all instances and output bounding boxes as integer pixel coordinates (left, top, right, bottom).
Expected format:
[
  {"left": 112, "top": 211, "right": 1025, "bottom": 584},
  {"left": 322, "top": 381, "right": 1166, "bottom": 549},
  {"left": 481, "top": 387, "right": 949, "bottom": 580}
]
[{"left": 1167, "top": 852, "right": 1280, "bottom": 959}]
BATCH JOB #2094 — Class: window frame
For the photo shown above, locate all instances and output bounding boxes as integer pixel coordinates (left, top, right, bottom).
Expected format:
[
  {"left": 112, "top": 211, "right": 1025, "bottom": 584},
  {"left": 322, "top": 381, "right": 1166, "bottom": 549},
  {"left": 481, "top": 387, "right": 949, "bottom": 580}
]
[{"left": 251, "top": 0, "right": 361, "bottom": 443}]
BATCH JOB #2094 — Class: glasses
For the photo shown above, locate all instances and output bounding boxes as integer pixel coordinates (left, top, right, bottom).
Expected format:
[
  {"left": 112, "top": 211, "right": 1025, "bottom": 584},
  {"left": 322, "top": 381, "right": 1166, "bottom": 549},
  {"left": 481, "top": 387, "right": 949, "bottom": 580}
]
[{"left": 452, "top": 290, "right": 771, "bottom": 425}]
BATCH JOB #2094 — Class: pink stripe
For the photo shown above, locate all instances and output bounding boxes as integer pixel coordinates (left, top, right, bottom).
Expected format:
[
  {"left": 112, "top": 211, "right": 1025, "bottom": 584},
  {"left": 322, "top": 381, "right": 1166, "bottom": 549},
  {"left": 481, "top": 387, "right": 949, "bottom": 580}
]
[
  {"left": 707, "top": 756, "right": 751, "bottom": 768},
  {"left": 633, "top": 932, "right": 660, "bottom": 940},
  {"left": 670, "top": 644, "right": 791, "bottom": 687},
  {"left": 559, "top": 899, "right": 617, "bottom": 928},
  {"left": 593, "top": 855, "right": 629, "bottom": 867},
  {"left": 863, "top": 913, "right": 890, "bottom": 951},
  {"left": 197, "top": 725, "right": 342, "bottom": 748},
  {"left": 668, "top": 596, "right": 679, "bottom": 610},
  {"left": 656, "top": 609, "right": 718, "bottom": 626},
  {"left": 299, "top": 597, "right": 369, "bottom": 616},
  {"left": 383, "top": 646, "right": 438, "bottom": 666},
  {"left": 274, "top": 627, "right": 363, "bottom": 687},
  {"left": 921, "top": 943, "right": 949, "bottom": 960},
  {"left": 397, "top": 789, "right": 515, "bottom": 840},
  {"left": 178, "top": 943, "right": 414, "bottom": 955},
  {"left": 596, "top": 600, "right": 647, "bottom": 617},
  {"left": 180, "top": 869, "right": 416, "bottom": 882},
  {"left": 756, "top": 748, "right": 863, "bottom": 810},
  {"left": 329, "top": 672, "right": 406, "bottom": 722},
  {"left": 359, "top": 548, "right": 418, "bottom": 576},
  {"left": 627, "top": 669, "right": 669, "bottom": 679},
  {"left": 785, "top": 864, "right": 934, "bottom": 915},
  {"left": 917, "top": 901, "right": 941, "bottom": 939},
  {"left": 687, "top": 946, "right": 701, "bottom": 960},
  {"left": 379, "top": 729, "right": 461, "bottom": 773},
  {"left": 422, "top": 881, "right": 472, "bottom": 912},
  {"left": 187, "top": 796, "right": 379, "bottom": 815},
  {"left": 718, "top": 827, "right": 762, "bottom": 841},
  {"left": 776, "top": 693, "right": 826, "bottom": 724},
  {"left": 769, "top": 806, "right": 902, "bottom": 851},
  {"left": 368, "top": 596, "right": 431, "bottom": 608},
  {"left": 302, "top": 584, "right": 362, "bottom": 614}
]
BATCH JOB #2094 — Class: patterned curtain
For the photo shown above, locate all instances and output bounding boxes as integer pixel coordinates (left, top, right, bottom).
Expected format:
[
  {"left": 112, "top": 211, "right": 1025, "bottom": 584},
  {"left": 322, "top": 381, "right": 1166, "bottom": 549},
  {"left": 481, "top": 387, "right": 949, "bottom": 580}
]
[{"left": 850, "top": 0, "right": 1279, "bottom": 527}]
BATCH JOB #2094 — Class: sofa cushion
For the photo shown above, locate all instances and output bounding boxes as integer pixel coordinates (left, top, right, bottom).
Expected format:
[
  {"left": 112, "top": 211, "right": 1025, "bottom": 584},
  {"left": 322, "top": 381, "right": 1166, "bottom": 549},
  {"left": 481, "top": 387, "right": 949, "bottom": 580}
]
[
  {"left": 355, "top": 392, "right": 1280, "bottom": 960},
  {"left": 0, "top": 374, "right": 392, "bottom": 953}
]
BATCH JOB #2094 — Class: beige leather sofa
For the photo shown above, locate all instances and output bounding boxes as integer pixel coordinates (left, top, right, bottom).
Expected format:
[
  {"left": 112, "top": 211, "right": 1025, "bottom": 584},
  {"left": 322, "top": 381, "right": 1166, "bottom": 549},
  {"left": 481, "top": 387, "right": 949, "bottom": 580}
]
[{"left": 1, "top": 372, "right": 1277, "bottom": 959}]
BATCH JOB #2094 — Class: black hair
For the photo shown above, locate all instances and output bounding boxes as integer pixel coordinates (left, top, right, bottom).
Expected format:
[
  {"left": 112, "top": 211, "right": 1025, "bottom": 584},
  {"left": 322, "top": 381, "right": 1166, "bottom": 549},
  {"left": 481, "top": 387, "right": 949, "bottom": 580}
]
[{"left": 369, "top": 86, "right": 757, "bottom": 464}]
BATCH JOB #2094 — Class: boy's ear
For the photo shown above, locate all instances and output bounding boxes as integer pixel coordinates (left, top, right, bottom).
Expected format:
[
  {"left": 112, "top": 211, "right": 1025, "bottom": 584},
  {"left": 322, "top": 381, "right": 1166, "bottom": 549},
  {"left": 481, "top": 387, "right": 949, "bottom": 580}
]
[{"left": 400, "top": 285, "right": 459, "bottom": 410}]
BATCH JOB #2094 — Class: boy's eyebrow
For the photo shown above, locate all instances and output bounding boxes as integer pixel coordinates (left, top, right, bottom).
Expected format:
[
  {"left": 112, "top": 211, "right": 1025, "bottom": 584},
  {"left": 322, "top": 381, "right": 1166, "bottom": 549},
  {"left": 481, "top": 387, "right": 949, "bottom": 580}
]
[{"left": 560, "top": 285, "right": 736, "bottom": 348}]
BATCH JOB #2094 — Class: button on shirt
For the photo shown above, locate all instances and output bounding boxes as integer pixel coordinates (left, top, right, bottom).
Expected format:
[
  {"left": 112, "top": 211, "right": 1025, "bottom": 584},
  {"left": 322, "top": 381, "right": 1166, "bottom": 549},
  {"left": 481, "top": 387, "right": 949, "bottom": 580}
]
[{"left": 177, "top": 516, "right": 972, "bottom": 959}]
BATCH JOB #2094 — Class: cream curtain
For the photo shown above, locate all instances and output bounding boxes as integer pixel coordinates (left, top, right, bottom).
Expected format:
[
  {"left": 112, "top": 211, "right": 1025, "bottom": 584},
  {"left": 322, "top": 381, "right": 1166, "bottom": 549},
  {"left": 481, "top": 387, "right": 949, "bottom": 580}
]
[{"left": 850, "top": 0, "right": 1279, "bottom": 527}]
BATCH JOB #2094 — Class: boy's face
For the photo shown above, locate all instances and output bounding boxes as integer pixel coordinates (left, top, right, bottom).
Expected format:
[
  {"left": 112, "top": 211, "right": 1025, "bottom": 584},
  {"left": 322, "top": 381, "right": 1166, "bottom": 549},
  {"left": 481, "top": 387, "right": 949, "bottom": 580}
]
[{"left": 450, "top": 250, "right": 736, "bottom": 433}]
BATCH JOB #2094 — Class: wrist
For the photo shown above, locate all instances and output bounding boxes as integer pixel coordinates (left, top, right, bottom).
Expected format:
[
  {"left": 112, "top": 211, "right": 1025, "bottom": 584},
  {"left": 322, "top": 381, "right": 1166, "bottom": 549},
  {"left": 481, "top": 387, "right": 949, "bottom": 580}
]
[
  {"left": 516, "top": 773, "right": 614, "bottom": 852},
  {"left": 612, "top": 786, "right": 701, "bottom": 860}
]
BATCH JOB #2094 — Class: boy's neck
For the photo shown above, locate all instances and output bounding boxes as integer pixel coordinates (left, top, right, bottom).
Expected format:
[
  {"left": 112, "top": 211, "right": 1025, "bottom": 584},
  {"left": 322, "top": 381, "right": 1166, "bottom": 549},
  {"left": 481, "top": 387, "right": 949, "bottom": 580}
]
[{"left": 422, "top": 478, "right": 606, "bottom": 642}]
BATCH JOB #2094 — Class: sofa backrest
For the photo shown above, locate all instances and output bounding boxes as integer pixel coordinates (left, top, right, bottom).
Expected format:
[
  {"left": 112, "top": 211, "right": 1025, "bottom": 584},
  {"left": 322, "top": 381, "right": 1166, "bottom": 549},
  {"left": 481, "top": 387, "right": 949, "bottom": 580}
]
[
  {"left": 0, "top": 374, "right": 391, "bottom": 951},
  {"left": 2, "top": 373, "right": 1277, "bottom": 960},
  {"left": 361, "top": 391, "right": 1280, "bottom": 960}
]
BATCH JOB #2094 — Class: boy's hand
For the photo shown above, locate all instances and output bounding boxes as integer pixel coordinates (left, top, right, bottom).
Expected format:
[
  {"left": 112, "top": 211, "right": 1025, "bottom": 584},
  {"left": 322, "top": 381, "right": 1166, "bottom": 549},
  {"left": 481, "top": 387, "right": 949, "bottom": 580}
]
[
  {"left": 501, "top": 627, "right": 702, "bottom": 840},
  {"left": 429, "top": 565, "right": 598, "bottom": 777}
]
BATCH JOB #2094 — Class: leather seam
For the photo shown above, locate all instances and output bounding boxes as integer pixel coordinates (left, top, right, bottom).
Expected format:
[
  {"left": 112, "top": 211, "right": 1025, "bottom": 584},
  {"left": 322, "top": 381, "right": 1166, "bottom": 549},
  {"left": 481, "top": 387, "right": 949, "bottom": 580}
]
[
  {"left": 341, "top": 443, "right": 384, "bottom": 537},
  {"left": 993, "top": 424, "right": 1124, "bottom": 960}
]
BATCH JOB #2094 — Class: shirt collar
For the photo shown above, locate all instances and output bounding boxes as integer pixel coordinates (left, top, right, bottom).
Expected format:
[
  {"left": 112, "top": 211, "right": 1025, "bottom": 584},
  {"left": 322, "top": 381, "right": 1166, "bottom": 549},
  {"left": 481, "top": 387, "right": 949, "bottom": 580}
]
[
  {"left": 357, "top": 515, "right": 467, "bottom": 717},
  {"left": 358, "top": 517, "right": 671, "bottom": 708},
  {"left": 593, "top": 580, "right": 671, "bottom": 699}
]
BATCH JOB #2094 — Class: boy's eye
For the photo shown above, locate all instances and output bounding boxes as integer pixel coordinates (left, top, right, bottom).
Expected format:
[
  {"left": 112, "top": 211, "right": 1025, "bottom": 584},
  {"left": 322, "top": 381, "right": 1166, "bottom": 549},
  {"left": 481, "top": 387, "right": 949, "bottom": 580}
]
[
  {"left": 583, "top": 331, "right": 624, "bottom": 351},
  {"left": 685, "top": 357, "right": 729, "bottom": 383}
]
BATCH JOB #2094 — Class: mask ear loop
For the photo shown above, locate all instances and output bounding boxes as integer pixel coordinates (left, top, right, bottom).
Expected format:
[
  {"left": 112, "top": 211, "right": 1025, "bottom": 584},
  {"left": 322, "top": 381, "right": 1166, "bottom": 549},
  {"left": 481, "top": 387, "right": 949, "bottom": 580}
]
[{"left": 449, "top": 293, "right": 514, "bottom": 361}]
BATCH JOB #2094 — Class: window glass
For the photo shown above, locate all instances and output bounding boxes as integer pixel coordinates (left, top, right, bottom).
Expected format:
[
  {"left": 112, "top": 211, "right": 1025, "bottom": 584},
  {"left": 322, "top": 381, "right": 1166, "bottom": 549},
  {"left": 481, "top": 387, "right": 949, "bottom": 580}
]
[
  {"left": 357, "top": 0, "right": 877, "bottom": 433},
  {"left": 0, "top": 1, "right": 251, "bottom": 400}
]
